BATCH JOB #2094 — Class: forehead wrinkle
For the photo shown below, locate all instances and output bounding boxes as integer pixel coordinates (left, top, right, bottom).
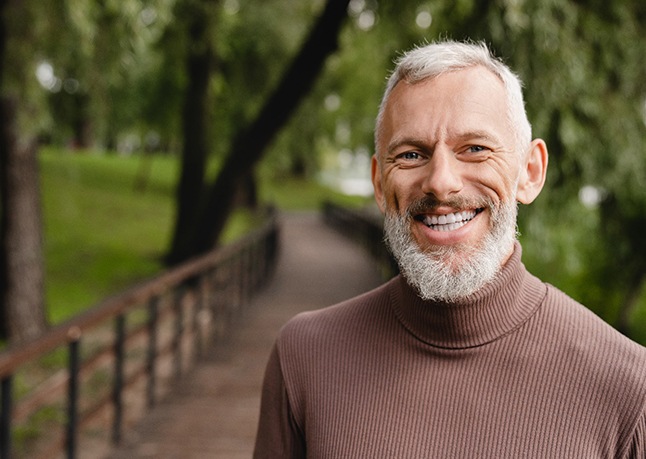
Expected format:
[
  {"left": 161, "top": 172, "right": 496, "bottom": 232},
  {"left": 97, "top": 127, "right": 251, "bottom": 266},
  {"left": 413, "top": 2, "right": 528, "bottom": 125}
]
[
  {"left": 386, "top": 135, "right": 435, "bottom": 157},
  {"left": 383, "top": 122, "right": 448, "bottom": 157},
  {"left": 454, "top": 129, "right": 504, "bottom": 146},
  {"left": 379, "top": 70, "right": 515, "bottom": 159}
]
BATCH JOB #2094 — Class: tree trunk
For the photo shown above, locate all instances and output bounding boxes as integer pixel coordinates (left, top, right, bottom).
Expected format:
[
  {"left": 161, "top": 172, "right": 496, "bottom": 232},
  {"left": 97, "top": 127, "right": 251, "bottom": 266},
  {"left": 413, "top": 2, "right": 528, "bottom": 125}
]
[
  {"left": 71, "top": 91, "right": 92, "bottom": 149},
  {"left": 0, "top": 96, "right": 48, "bottom": 343},
  {"left": 0, "top": 0, "right": 48, "bottom": 342},
  {"left": 234, "top": 170, "right": 259, "bottom": 210},
  {"left": 165, "top": 0, "right": 217, "bottom": 265},
  {"left": 0, "top": 0, "right": 6, "bottom": 340},
  {"left": 178, "top": 0, "right": 350, "bottom": 262}
]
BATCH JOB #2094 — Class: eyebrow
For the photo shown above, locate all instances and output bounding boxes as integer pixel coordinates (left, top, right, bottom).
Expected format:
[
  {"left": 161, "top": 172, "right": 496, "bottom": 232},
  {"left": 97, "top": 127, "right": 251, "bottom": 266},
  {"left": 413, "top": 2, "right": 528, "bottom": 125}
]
[
  {"left": 386, "top": 137, "right": 430, "bottom": 156},
  {"left": 456, "top": 130, "right": 502, "bottom": 145}
]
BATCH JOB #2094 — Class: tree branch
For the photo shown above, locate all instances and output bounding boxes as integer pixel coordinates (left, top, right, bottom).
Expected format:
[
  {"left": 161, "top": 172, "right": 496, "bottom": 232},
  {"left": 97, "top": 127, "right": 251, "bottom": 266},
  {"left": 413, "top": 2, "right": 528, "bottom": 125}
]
[{"left": 183, "top": 0, "right": 350, "bottom": 261}]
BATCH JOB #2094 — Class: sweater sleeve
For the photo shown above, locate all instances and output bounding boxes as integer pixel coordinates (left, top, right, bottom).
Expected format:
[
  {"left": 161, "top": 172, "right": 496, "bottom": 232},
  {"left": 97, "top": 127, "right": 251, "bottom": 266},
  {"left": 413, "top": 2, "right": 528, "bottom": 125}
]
[
  {"left": 253, "top": 344, "right": 305, "bottom": 459},
  {"left": 624, "top": 408, "right": 646, "bottom": 459}
]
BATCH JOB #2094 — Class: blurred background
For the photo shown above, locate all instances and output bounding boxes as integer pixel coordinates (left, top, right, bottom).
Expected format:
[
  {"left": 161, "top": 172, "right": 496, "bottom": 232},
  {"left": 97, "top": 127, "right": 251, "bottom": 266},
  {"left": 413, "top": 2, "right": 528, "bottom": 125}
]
[{"left": 1, "top": 0, "right": 645, "bottom": 344}]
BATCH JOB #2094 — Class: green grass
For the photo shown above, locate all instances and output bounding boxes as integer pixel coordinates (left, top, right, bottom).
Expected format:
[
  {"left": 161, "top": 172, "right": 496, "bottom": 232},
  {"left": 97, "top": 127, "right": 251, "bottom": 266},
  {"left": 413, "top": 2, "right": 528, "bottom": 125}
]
[
  {"left": 40, "top": 148, "right": 368, "bottom": 324},
  {"left": 41, "top": 149, "right": 177, "bottom": 323}
]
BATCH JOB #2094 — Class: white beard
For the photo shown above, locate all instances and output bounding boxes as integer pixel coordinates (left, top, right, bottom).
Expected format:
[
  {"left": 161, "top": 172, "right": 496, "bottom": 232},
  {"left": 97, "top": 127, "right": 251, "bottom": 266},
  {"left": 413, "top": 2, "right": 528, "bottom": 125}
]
[{"left": 383, "top": 196, "right": 519, "bottom": 302}]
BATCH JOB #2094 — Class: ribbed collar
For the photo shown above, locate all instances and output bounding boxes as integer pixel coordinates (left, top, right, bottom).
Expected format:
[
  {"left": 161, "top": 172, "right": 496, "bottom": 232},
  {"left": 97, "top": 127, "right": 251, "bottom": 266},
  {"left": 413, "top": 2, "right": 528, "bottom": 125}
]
[{"left": 390, "top": 242, "right": 547, "bottom": 349}]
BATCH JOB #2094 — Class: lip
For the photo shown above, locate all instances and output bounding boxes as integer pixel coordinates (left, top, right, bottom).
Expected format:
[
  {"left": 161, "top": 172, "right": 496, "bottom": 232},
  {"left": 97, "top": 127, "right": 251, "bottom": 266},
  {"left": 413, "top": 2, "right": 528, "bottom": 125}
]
[
  {"left": 412, "top": 208, "right": 485, "bottom": 246},
  {"left": 416, "top": 208, "right": 481, "bottom": 227}
]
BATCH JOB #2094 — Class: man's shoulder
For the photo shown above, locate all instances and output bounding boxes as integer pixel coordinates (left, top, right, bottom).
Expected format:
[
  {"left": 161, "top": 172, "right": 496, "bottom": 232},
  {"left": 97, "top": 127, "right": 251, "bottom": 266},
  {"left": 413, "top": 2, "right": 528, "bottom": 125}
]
[
  {"left": 276, "top": 277, "right": 397, "bottom": 348},
  {"left": 542, "top": 283, "right": 646, "bottom": 372}
]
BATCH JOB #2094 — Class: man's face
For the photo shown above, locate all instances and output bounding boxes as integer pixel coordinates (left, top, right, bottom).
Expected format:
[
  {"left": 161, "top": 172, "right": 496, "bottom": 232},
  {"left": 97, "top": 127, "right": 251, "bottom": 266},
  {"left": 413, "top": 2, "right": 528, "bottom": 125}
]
[{"left": 373, "top": 66, "right": 524, "bottom": 282}]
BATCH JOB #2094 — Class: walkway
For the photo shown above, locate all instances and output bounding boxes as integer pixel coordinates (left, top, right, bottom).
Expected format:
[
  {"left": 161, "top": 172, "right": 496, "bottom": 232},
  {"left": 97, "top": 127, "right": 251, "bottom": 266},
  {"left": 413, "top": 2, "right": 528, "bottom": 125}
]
[{"left": 107, "top": 211, "right": 384, "bottom": 458}]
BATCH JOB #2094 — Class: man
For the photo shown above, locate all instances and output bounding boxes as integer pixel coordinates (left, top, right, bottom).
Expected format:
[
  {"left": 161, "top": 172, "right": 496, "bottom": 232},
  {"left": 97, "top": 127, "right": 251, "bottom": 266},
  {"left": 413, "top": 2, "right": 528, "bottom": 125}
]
[{"left": 254, "top": 40, "right": 646, "bottom": 458}]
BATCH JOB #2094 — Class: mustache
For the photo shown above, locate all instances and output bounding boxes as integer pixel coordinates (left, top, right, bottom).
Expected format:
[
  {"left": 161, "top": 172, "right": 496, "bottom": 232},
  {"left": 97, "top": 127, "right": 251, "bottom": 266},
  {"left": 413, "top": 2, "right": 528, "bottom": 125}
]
[{"left": 404, "top": 195, "right": 494, "bottom": 218}]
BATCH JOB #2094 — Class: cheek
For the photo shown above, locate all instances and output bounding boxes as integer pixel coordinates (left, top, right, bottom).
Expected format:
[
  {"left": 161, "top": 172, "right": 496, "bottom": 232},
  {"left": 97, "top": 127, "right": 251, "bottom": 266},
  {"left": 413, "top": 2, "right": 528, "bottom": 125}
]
[
  {"left": 475, "top": 162, "right": 520, "bottom": 203},
  {"left": 382, "top": 186, "right": 403, "bottom": 214},
  {"left": 381, "top": 174, "right": 424, "bottom": 214}
]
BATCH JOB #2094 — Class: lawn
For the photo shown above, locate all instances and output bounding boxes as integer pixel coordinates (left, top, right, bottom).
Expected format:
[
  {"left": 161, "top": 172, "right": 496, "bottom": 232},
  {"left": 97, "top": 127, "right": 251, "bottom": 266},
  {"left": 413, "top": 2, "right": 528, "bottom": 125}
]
[
  {"left": 40, "top": 148, "right": 369, "bottom": 324},
  {"left": 41, "top": 149, "right": 177, "bottom": 323}
]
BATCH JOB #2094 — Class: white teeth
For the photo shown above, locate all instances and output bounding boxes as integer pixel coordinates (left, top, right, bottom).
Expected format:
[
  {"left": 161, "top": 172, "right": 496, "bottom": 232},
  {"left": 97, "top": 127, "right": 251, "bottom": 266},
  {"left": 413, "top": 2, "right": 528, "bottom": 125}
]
[{"left": 422, "top": 210, "right": 477, "bottom": 231}]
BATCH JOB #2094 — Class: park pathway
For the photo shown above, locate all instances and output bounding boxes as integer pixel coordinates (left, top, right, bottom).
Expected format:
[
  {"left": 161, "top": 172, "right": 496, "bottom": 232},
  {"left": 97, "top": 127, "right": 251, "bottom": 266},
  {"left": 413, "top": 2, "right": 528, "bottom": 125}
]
[{"left": 107, "top": 211, "right": 384, "bottom": 459}]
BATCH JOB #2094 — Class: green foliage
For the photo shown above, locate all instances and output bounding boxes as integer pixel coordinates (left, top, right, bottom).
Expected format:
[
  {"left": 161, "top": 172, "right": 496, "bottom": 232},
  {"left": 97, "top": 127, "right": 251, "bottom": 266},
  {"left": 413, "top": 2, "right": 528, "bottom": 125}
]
[
  {"left": 486, "top": 0, "right": 646, "bottom": 335},
  {"left": 39, "top": 148, "right": 361, "bottom": 324},
  {"left": 2, "top": 0, "right": 50, "bottom": 138},
  {"left": 14, "top": 0, "right": 646, "bottom": 341},
  {"left": 277, "top": 0, "right": 646, "bottom": 338},
  {"left": 40, "top": 148, "right": 176, "bottom": 322},
  {"left": 34, "top": 0, "right": 178, "bottom": 146}
]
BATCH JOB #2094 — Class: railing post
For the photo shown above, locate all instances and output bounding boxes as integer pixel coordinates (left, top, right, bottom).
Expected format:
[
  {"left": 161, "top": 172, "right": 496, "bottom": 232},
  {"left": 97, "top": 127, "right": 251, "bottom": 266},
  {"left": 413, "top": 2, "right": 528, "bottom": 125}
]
[
  {"left": 112, "top": 314, "right": 126, "bottom": 445},
  {"left": 0, "top": 213, "right": 281, "bottom": 459},
  {"left": 212, "top": 266, "right": 228, "bottom": 342},
  {"left": 241, "top": 250, "right": 248, "bottom": 307},
  {"left": 194, "top": 276, "right": 207, "bottom": 359},
  {"left": 173, "top": 287, "right": 185, "bottom": 380},
  {"left": 239, "top": 248, "right": 249, "bottom": 307},
  {"left": 233, "top": 257, "right": 242, "bottom": 316},
  {"left": 204, "top": 268, "right": 218, "bottom": 345},
  {"left": 66, "top": 337, "right": 80, "bottom": 459},
  {"left": 221, "top": 262, "right": 233, "bottom": 333},
  {"left": 146, "top": 297, "right": 159, "bottom": 409},
  {"left": 1, "top": 376, "right": 12, "bottom": 459}
]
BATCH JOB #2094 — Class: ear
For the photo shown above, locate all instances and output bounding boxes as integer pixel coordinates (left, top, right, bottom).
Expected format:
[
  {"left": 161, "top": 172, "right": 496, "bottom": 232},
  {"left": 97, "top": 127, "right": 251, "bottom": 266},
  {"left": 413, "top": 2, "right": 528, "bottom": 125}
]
[
  {"left": 371, "top": 154, "right": 386, "bottom": 213},
  {"left": 516, "top": 139, "right": 548, "bottom": 205}
]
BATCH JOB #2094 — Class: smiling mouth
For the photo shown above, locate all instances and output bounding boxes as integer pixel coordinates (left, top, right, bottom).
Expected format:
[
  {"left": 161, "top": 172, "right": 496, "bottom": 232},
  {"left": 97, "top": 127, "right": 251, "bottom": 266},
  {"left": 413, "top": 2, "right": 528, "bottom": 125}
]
[{"left": 414, "top": 208, "right": 484, "bottom": 232}]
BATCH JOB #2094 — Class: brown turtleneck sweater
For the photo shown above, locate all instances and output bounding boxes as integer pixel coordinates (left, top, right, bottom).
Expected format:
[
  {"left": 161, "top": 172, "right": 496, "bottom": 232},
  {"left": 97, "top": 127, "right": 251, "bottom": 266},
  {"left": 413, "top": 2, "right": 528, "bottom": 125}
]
[{"left": 254, "top": 244, "right": 646, "bottom": 458}]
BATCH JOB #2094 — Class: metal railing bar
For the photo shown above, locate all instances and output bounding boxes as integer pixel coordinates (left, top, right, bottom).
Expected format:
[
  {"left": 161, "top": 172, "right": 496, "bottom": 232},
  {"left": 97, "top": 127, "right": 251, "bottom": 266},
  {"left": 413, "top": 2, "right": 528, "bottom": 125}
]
[
  {"left": 14, "top": 306, "right": 162, "bottom": 425},
  {"left": 76, "top": 351, "right": 164, "bottom": 434},
  {"left": 1, "top": 376, "right": 11, "bottom": 459},
  {"left": 66, "top": 339, "right": 80, "bottom": 459},
  {"left": 0, "top": 211, "right": 279, "bottom": 458},
  {"left": 112, "top": 314, "right": 125, "bottom": 445},
  {"left": 172, "top": 288, "right": 184, "bottom": 381},
  {"left": 13, "top": 307, "right": 162, "bottom": 427},
  {"left": 0, "top": 217, "right": 276, "bottom": 379},
  {"left": 146, "top": 297, "right": 158, "bottom": 409},
  {"left": 193, "top": 276, "right": 208, "bottom": 360},
  {"left": 20, "top": 303, "right": 198, "bottom": 454}
]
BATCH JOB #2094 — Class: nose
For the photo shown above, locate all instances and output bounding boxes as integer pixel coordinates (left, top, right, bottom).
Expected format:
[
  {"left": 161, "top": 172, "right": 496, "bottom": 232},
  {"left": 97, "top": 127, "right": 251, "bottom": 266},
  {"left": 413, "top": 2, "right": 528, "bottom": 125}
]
[{"left": 421, "top": 147, "right": 463, "bottom": 201}]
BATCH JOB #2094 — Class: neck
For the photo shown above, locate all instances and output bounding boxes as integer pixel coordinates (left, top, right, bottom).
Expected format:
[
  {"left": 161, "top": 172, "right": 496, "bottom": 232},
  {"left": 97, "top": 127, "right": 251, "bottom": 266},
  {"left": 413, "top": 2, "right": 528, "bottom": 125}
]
[{"left": 391, "top": 242, "right": 546, "bottom": 349}]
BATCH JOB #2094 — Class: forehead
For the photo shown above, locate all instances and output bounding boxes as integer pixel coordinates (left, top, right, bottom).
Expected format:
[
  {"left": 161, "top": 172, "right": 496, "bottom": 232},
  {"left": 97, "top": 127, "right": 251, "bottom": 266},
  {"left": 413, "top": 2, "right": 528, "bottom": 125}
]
[{"left": 379, "top": 66, "right": 513, "bottom": 151}]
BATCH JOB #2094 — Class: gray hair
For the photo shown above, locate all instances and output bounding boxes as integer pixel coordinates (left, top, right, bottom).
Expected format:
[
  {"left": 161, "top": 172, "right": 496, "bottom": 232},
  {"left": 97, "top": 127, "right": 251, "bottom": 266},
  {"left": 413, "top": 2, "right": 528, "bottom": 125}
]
[{"left": 375, "top": 40, "right": 532, "bottom": 156}]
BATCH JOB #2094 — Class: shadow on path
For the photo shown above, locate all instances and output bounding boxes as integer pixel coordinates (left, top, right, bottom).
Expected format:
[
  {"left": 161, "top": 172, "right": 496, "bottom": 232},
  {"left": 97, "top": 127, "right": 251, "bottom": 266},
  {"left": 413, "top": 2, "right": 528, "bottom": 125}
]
[{"left": 107, "top": 211, "right": 385, "bottom": 458}]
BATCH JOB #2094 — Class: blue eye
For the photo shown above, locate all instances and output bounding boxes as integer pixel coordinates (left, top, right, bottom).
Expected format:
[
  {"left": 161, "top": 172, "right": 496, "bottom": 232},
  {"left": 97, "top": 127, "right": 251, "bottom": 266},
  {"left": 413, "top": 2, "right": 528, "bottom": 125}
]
[
  {"left": 467, "top": 145, "right": 493, "bottom": 154},
  {"left": 400, "top": 152, "right": 422, "bottom": 160}
]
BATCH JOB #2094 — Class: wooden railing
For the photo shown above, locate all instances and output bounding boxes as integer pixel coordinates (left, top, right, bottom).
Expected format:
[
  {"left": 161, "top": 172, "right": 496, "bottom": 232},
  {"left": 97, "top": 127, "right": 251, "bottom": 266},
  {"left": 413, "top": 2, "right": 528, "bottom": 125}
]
[
  {"left": 322, "top": 201, "right": 398, "bottom": 279},
  {"left": 0, "top": 213, "right": 279, "bottom": 459}
]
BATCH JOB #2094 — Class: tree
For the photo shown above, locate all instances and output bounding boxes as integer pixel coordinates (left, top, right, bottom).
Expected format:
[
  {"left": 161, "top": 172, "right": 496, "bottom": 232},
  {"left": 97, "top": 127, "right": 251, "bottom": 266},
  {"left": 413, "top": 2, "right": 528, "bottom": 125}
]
[
  {"left": 493, "top": 0, "right": 646, "bottom": 338},
  {"left": 0, "top": 0, "right": 48, "bottom": 342},
  {"left": 166, "top": 0, "right": 352, "bottom": 263},
  {"left": 166, "top": 0, "right": 219, "bottom": 264},
  {"left": 263, "top": 0, "right": 646, "bottom": 339},
  {"left": 425, "top": 0, "right": 646, "bottom": 339}
]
